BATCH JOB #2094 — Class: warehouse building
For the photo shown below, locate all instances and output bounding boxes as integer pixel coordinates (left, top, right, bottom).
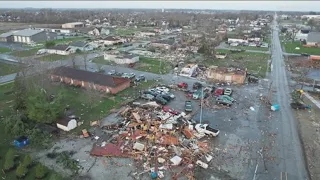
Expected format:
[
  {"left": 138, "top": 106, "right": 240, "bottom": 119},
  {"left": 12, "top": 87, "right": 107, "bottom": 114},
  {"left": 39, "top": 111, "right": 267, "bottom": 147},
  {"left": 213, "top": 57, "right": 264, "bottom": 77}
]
[{"left": 62, "top": 22, "right": 85, "bottom": 29}]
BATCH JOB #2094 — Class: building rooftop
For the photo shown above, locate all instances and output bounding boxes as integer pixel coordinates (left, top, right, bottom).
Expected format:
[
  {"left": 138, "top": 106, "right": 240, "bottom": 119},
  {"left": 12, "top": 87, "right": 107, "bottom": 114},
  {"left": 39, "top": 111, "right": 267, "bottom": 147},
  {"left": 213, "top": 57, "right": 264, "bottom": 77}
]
[
  {"left": 47, "top": 45, "right": 69, "bottom": 51},
  {"left": 69, "top": 41, "right": 87, "bottom": 47},
  {"left": 307, "top": 32, "right": 320, "bottom": 42},
  {"left": 52, "top": 66, "right": 130, "bottom": 88},
  {"left": 0, "top": 31, "right": 15, "bottom": 38},
  {"left": 63, "top": 22, "right": 84, "bottom": 25},
  {"left": 12, "top": 29, "right": 44, "bottom": 37}
]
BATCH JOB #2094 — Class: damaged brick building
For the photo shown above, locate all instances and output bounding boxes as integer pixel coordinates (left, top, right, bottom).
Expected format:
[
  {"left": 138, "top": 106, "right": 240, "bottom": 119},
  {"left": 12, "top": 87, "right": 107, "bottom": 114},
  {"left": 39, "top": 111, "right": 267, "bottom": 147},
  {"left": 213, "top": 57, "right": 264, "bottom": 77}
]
[
  {"left": 51, "top": 66, "right": 131, "bottom": 94},
  {"left": 206, "top": 66, "right": 247, "bottom": 84}
]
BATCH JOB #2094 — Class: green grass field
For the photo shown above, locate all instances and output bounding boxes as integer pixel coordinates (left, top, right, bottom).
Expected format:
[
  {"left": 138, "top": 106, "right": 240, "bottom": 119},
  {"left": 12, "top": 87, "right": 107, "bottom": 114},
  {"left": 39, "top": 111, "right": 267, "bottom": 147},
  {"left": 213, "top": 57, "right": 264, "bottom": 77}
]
[
  {"left": 0, "top": 47, "right": 11, "bottom": 53},
  {"left": 210, "top": 49, "right": 270, "bottom": 77},
  {"left": 282, "top": 41, "right": 320, "bottom": 55},
  {"left": 234, "top": 46, "right": 269, "bottom": 51},
  {"left": 35, "top": 54, "right": 68, "bottom": 62},
  {"left": 91, "top": 56, "right": 114, "bottom": 65},
  {"left": 0, "top": 62, "right": 21, "bottom": 76},
  {"left": 10, "top": 48, "right": 41, "bottom": 57},
  {"left": 0, "top": 83, "right": 61, "bottom": 180},
  {"left": 135, "top": 56, "right": 172, "bottom": 74}
]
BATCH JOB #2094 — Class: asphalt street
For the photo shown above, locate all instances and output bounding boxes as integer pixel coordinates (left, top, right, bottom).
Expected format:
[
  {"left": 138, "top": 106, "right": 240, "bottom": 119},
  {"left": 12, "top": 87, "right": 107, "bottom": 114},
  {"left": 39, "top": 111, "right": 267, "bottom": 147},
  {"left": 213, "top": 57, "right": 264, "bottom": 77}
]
[{"left": 254, "top": 13, "right": 309, "bottom": 180}]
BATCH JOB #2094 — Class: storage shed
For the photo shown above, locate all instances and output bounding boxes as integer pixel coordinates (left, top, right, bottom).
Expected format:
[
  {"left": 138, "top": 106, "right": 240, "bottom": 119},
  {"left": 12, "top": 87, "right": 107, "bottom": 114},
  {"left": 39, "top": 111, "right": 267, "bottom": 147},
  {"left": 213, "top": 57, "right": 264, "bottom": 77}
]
[{"left": 56, "top": 117, "right": 77, "bottom": 131}]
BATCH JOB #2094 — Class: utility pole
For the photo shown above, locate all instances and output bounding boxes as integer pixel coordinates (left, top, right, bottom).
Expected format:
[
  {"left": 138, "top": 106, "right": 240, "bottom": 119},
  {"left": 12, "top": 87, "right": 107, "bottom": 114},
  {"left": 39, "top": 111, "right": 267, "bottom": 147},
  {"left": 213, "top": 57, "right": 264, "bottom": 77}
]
[{"left": 200, "top": 87, "right": 203, "bottom": 124}]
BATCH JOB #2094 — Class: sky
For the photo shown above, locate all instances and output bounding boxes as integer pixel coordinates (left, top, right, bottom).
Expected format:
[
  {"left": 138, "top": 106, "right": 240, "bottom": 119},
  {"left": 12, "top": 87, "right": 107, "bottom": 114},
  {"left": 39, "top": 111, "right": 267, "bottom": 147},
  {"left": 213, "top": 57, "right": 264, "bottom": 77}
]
[{"left": 0, "top": 1, "right": 319, "bottom": 12}]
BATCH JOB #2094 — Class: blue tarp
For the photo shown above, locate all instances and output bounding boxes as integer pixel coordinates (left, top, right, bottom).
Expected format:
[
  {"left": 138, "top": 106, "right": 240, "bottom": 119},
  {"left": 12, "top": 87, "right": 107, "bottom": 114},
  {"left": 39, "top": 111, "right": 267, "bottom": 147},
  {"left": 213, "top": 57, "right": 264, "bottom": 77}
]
[{"left": 14, "top": 136, "right": 29, "bottom": 148}]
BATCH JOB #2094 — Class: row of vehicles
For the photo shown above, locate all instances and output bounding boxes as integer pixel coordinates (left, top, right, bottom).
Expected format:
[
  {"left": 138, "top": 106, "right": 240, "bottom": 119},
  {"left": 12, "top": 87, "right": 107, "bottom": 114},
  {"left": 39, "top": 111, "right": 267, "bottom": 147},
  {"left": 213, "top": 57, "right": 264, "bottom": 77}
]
[
  {"left": 141, "top": 86, "right": 175, "bottom": 105},
  {"left": 179, "top": 81, "right": 235, "bottom": 107},
  {"left": 107, "top": 70, "right": 145, "bottom": 82}
]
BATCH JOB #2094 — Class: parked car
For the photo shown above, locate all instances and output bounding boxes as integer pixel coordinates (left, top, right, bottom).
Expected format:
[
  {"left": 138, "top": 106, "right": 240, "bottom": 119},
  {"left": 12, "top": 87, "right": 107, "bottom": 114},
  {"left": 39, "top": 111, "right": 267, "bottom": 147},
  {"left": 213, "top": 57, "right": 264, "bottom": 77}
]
[
  {"left": 107, "top": 70, "right": 116, "bottom": 75},
  {"left": 156, "top": 86, "right": 170, "bottom": 92},
  {"left": 195, "top": 124, "right": 220, "bottom": 137},
  {"left": 290, "top": 102, "right": 311, "bottom": 110},
  {"left": 144, "top": 90, "right": 159, "bottom": 97},
  {"left": 178, "top": 82, "right": 188, "bottom": 89},
  {"left": 214, "top": 88, "right": 224, "bottom": 96},
  {"left": 186, "top": 90, "right": 196, "bottom": 98},
  {"left": 216, "top": 96, "right": 233, "bottom": 106},
  {"left": 161, "top": 91, "right": 175, "bottom": 99},
  {"left": 141, "top": 94, "right": 154, "bottom": 101},
  {"left": 193, "top": 91, "right": 209, "bottom": 100},
  {"left": 162, "top": 106, "right": 180, "bottom": 115},
  {"left": 219, "top": 95, "right": 235, "bottom": 102},
  {"left": 248, "top": 75, "right": 259, "bottom": 83},
  {"left": 155, "top": 95, "right": 168, "bottom": 105},
  {"left": 185, "top": 101, "right": 193, "bottom": 112},
  {"left": 301, "top": 53, "right": 310, "bottom": 57},
  {"left": 160, "top": 94, "right": 172, "bottom": 101},
  {"left": 135, "top": 74, "right": 145, "bottom": 82},
  {"left": 193, "top": 82, "right": 203, "bottom": 89},
  {"left": 224, "top": 88, "right": 232, "bottom": 96},
  {"left": 122, "top": 73, "right": 135, "bottom": 79}
]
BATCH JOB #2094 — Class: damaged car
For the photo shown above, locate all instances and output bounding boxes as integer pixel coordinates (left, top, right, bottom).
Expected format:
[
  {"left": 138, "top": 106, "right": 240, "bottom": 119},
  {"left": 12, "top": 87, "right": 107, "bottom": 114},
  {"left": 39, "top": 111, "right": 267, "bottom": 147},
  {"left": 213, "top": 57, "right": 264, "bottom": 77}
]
[{"left": 195, "top": 124, "right": 220, "bottom": 137}]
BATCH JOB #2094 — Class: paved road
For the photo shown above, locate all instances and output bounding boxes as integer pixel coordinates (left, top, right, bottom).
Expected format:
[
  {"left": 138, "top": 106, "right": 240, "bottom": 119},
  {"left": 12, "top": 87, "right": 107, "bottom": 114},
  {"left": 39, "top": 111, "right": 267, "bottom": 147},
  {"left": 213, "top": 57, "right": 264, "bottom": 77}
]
[
  {"left": 216, "top": 45, "right": 300, "bottom": 56},
  {"left": 256, "top": 13, "right": 309, "bottom": 180}
]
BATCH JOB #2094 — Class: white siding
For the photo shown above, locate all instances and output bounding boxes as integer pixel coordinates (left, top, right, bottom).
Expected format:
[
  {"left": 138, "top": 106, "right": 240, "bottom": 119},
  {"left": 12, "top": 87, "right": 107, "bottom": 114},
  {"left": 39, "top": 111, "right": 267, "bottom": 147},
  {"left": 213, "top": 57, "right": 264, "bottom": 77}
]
[
  {"left": 17, "top": 36, "right": 22, "bottom": 42},
  {"left": 26, "top": 37, "right": 31, "bottom": 43}
]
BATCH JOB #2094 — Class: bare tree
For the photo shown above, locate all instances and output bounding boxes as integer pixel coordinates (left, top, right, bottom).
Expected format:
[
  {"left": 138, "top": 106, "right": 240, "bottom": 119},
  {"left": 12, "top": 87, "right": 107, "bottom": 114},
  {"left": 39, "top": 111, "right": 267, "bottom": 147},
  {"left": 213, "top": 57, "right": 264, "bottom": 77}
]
[{"left": 82, "top": 53, "right": 89, "bottom": 71}]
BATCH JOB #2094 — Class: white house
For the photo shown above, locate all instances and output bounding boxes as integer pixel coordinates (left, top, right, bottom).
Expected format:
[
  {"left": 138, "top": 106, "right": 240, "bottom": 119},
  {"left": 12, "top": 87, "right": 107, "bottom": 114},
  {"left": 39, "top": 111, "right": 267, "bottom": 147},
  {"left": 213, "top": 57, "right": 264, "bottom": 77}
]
[
  {"left": 179, "top": 64, "right": 198, "bottom": 77},
  {"left": 91, "top": 27, "right": 110, "bottom": 36},
  {"left": 228, "top": 38, "right": 248, "bottom": 44},
  {"left": 45, "top": 45, "right": 73, "bottom": 55},
  {"left": 68, "top": 41, "right": 94, "bottom": 52},
  {"left": 56, "top": 117, "right": 77, "bottom": 132},
  {"left": 100, "top": 36, "right": 122, "bottom": 45},
  {"left": 295, "top": 32, "right": 308, "bottom": 41},
  {"left": 139, "top": 31, "right": 156, "bottom": 37},
  {"left": 104, "top": 52, "right": 139, "bottom": 64}
]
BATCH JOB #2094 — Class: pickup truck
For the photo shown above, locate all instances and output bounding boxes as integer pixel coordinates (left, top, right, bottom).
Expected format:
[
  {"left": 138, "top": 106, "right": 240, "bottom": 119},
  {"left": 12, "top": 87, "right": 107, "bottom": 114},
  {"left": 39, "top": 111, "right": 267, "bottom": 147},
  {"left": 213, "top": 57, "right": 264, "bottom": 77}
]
[
  {"left": 195, "top": 124, "right": 220, "bottom": 137},
  {"left": 185, "top": 101, "right": 192, "bottom": 112}
]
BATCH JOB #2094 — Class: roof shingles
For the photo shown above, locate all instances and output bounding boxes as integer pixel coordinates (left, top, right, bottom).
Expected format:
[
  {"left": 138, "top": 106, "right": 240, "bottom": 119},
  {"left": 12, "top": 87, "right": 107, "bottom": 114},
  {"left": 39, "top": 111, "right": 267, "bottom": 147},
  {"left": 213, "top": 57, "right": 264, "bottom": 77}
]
[{"left": 52, "top": 66, "right": 130, "bottom": 88}]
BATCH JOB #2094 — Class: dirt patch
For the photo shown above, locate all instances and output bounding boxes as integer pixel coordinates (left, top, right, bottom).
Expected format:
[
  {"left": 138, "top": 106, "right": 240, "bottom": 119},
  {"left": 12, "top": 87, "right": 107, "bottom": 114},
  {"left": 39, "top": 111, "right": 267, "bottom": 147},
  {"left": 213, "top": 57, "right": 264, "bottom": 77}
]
[
  {"left": 295, "top": 97, "right": 320, "bottom": 180},
  {"left": 0, "top": 22, "right": 61, "bottom": 31}
]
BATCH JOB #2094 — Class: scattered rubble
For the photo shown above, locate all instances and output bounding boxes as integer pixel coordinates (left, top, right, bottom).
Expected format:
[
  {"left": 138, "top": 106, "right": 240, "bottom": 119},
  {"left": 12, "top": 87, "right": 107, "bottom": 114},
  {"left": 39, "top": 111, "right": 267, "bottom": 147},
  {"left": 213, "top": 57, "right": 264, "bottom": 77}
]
[{"left": 89, "top": 105, "right": 216, "bottom": 179}]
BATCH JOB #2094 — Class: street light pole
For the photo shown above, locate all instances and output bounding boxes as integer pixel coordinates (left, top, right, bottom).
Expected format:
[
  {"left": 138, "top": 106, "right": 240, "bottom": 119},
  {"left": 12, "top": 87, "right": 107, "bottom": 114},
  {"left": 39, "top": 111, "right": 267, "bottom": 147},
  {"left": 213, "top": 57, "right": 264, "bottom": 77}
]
[{"left": 200, "top": 87, "right": 203, "bottom": 124}]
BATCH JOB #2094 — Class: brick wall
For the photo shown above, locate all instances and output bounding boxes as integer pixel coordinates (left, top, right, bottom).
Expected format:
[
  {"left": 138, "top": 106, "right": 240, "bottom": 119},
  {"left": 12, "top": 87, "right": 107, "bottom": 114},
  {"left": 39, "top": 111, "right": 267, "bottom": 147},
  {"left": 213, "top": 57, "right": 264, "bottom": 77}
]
[{"left": 50, "top": 74, "right": 130, "bottom": 94}]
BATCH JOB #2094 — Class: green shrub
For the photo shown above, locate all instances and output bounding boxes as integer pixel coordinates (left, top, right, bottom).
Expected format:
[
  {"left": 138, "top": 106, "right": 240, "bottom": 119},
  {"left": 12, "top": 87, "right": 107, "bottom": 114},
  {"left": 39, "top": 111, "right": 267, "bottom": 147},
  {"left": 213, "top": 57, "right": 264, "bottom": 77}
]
[
  {"left": 22, "top": 154, "right": 32, "bottom": 167},
  {"left": 4, "top": 149, "right": 15, "bottom": 171},
  {"left": 35, "top": 163, "right": 48, "bottom": 179},
  {"left": 49, "top": 173, "right": 63, "bottom": 180},
  {"left": 16, "top": 164, "right": 28, "bottom": 178}
]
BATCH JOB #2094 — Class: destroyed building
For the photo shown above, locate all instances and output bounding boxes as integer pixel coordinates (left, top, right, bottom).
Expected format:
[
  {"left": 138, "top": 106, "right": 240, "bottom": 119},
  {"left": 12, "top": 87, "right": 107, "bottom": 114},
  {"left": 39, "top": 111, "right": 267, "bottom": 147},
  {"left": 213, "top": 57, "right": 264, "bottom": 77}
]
[{"left": 206, "top": 66, "right": 247, "bottom": 84}]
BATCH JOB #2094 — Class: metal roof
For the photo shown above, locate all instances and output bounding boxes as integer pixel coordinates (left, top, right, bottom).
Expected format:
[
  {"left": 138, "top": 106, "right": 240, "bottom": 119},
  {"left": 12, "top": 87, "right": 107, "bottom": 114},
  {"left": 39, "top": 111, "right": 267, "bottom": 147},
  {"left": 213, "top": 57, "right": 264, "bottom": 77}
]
[
  {"left": 12, "top": 29, "right": 44, "bottom": 37},
  {"left": 0, "top": 31, "right": 15, "bottom": 38},
  {"left": 307, "top": 32, "right": 320, "bottom": 43},
  {"left": 69, "top": 41, "right": 87, "bottom": 47}
]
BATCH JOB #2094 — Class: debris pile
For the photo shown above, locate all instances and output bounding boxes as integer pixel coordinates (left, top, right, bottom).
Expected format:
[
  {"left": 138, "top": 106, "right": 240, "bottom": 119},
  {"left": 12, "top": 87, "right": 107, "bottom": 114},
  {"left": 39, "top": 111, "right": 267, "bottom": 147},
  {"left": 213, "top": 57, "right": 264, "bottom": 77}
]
[{"left": 90, "top": 105, "right": 215, "bottom": 179}]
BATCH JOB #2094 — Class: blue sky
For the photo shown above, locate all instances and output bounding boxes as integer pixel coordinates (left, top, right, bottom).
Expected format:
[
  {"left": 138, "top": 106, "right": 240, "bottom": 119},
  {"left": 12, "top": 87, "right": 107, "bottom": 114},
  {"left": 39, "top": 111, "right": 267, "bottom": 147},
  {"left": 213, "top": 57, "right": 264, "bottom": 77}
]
[{"left": 0, "top": 1, "right": 319, "bottom": 11}]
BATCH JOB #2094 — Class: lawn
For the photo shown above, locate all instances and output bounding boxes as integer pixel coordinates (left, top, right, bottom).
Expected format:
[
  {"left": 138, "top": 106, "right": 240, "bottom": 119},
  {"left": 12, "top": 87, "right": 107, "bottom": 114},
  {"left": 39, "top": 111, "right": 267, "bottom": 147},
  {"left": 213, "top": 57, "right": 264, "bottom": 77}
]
[
  {"left": 0, "top": 83, "right": 62, "bottom": 180},
  {"left": 234, "top": 46, "right": 269, "bottom": 51},
  {"left": 48, "top": 80, "right": 157, "bottom": 133},
  {"left": 0, "top": 47, "right": 11, "bottom": 53},
  {"left": 35, "top": 54, "right": 68, "bottom": 62},
  {"left": 0, "top": 62, "right": 21, "bottom": 76},
  {"left": 50, "top": 36, "right": 89, "bottom": 45},
  {"left": 282, "top": 41, "right": 320, "bottom": 55},
  {"left": 11, "top": 48, "right": 41, "bottom": 57},
  {"left": 91, "top": 56, "right": 114, "bottom": 65},
  {"left": 113, "top": 27, "right": 154, "bottom": 36},
  {"left": 209, "top": 49, "right": 270, "bottom": 77},
  {"left": 135, "top": 56, "right": 172, "bottom": 74}
]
